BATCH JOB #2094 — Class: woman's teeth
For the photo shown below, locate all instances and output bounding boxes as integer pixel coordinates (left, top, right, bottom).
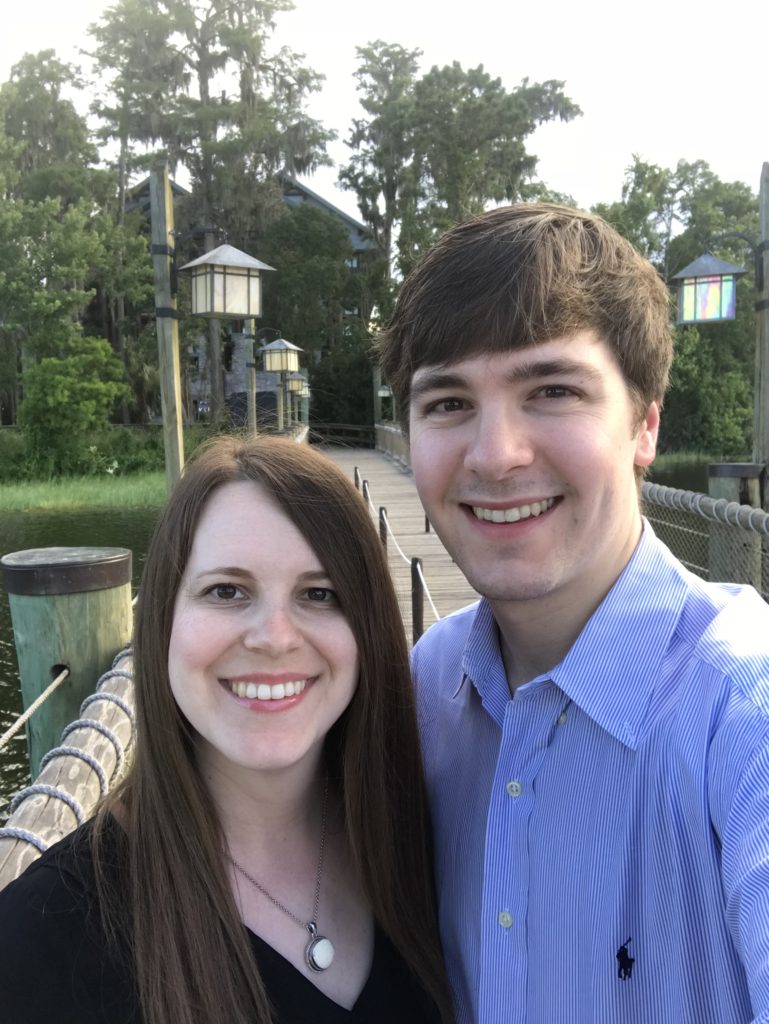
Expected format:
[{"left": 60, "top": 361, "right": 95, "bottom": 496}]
[{"left": 229, "top": 679, "right": 308, "bottom": 700}]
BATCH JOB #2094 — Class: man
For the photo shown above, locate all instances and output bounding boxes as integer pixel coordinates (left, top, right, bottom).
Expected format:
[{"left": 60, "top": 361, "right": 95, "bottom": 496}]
[{"left": 378, "top": 204, "right": 769, "bottom": 1023}]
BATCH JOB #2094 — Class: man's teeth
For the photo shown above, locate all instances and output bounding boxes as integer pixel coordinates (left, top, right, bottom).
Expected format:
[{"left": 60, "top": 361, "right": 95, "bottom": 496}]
[
  {"left": 229, "top": 679, "right": 308, "bottom": 700},
  {"left": 472, "top": 497, "right": 555, "bottom": 523}
]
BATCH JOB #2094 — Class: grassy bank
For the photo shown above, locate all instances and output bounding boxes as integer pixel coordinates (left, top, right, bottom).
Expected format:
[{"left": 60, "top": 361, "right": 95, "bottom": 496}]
[{"left": 0, "top": 472, "right": 167, "bottom": 511}]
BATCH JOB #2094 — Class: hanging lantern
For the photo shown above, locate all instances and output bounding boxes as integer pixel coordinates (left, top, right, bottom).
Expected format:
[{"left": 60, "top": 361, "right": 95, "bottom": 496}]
[
  {"left": 260, "top": 337, "right": 303, "bottom": 374},
  {"left": 671, "top": 253, "right": 747, "bottom": 325},
  {"left": 179, "top": 244, "right": 274, "bottom": 318}
]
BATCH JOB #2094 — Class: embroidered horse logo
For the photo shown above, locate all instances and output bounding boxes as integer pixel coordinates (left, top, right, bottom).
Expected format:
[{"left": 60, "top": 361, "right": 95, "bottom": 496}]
[{"left": 616, "top": 937, "right": 635, "bottom": 980}]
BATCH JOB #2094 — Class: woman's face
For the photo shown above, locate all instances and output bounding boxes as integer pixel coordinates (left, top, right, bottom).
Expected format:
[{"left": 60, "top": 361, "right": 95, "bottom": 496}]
[{"left": 168, "top": 480, "right": 359, "bottom": 782}]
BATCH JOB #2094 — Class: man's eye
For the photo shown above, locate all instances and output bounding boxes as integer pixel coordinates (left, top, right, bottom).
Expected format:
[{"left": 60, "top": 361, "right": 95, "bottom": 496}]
[
  {"left": 428, "top": 398, "right": 465, "bottom": 414},
  {"left": 540, "top": 385, "right": 573, "bottom": 398}
]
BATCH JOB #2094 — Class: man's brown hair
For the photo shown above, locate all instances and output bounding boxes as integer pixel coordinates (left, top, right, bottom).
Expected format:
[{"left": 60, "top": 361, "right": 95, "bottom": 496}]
[{"left": 378, "top": 203, "right": 674, "bottom": 426}]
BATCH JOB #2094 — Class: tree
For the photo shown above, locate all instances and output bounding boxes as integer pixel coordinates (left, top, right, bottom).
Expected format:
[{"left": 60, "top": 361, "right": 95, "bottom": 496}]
[
  {"left": 1, "top": 51, "right": 106, "bottom": 207},
  {"left": 88, "top": 0, "right": 333, "bottom": 421},
  {"left": 338, "top": 41, "right": 421, "bottom": 301},
  {"left": 19, "top": 333, "right": 129, "bottom": 475},
  {"left": 595, "top": 156, "right": 758, "bottom": 456},
  {"left": 258, "top": 203, "right": 364, "bottom": 358},
  {"left": 340, "top": 44, "right": 581, "bottom": 289}
]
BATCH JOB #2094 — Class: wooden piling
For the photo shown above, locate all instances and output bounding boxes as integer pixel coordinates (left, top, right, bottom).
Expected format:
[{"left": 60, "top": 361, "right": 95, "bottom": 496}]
[
  {"left": 0, "top": 548, "right": 133, "bottom": 778},
  {"left": 707, "top": 464, "right": 764, "bottom": 588}
]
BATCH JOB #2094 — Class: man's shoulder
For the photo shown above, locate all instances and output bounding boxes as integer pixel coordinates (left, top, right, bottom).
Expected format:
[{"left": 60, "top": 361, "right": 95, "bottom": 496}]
[
  {"left": 412, "top": 600, "right": 480, "bottom": 660},
  {"left": 690, "top": 582, "right": 769, "bottom": 710}
]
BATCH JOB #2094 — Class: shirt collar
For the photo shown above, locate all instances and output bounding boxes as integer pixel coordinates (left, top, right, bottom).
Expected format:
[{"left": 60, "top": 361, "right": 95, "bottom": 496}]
[{"left": 460, "top": 524, "right": 691, "bottom": 748}]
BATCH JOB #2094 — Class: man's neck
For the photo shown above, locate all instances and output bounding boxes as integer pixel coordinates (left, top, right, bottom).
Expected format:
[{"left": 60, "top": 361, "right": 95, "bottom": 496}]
[
  {"left": 492, "top": 532, "right": 642, "bottom": 693},
  {"left": 494, "top": 591, "right": 593, "bottom": 693}
]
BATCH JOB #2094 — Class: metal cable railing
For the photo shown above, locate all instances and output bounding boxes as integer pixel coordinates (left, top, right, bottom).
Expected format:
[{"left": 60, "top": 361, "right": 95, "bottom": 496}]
[{"left": 641, "top": 482, "right": 769, "bottom": 600}]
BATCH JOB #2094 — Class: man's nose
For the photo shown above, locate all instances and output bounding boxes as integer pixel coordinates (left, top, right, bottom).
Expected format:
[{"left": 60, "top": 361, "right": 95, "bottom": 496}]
[{"left": 463, "top": 405, "right": 535, "bottom": 479}]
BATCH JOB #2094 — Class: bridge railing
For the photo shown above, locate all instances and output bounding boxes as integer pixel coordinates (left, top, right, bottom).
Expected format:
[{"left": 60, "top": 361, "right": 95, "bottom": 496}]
[{"left": 0, "top": 647, "right": 135, "bottom": 887}]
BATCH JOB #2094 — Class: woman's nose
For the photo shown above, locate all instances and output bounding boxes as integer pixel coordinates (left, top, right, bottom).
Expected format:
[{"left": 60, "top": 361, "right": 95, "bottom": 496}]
[{"left": 242, "top": 603, "right": 303, "bottom": 655}]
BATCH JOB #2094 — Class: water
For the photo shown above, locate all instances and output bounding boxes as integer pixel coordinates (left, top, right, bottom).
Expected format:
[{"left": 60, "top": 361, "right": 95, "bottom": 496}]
[
  {"left": 0, "top": 506, "right": 160, "bottom": 819},
  {"left": 648, "top": 458, "right": 712, "bottom": 494}
]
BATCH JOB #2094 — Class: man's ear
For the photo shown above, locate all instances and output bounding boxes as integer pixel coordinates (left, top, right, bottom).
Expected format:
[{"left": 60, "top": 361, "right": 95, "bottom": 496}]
[{"left": 634, "top": 400, "right": 660, "bottom": 469}]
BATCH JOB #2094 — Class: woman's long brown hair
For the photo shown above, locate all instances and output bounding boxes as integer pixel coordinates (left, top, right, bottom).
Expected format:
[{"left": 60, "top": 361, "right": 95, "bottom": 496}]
[{"left": 93, "top": 435, "right": 454, "bottom": 1024}]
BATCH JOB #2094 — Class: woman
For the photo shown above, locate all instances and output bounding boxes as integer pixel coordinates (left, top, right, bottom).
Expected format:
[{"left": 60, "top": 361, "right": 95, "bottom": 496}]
[{"left": 0, "top": 436, "right": 454, "bottom": 1024}]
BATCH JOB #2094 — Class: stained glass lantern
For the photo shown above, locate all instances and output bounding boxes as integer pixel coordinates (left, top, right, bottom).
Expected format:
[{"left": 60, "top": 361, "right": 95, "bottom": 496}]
[{"left": 671, "top": 253, "right": 747, "bottom": 325}]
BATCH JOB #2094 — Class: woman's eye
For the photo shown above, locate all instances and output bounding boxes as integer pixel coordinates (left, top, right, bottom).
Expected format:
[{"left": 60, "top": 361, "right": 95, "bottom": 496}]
[
  {"left": 306, "top": 587, "right": 337, "bottom": 604},
  {"left": 205, "top": 583, "right": 244, "bottom": 601}
]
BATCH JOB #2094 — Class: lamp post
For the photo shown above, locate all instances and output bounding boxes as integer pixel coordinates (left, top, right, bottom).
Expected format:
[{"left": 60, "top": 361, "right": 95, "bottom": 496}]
[
  {"left": 260, "top": 337, "right": 303, "bottom": 432},
  {"left": 299, "top": 381, "right": 311, "bottom": 426},
  {"left": 671, "top": 162, "right": 769, "bottom": 499},
  {"left": 179, "top": 245, "right": 275, "bottom": 438},
  {"left": 286, "top": 372, "right": 307, "bottom": 428}
]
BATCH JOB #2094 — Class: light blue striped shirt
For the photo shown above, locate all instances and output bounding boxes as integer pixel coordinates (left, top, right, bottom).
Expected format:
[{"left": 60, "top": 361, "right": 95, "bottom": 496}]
[{"left": 413, "top": 525, "right": 769, "bottom": 1023}]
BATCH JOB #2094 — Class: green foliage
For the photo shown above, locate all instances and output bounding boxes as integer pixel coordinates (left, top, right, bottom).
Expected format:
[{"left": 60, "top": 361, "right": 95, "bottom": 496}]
[
  {"left": 19, "top": 334, "right": 129, "bottom": 475},
  {"left": 1, "top": 51, "right": 106, "bottom": 207},
  {"left": 308, "top": 324, "right": 375, "bottom": 425},
  {"left": 259, "top": 204, "right": 366, "bottom": 358},
  {"left": 0, "top": 428, "right": 29, "bottom": 480},
  {"left": 339, "top": 42, "right": 581, "bottom": 287},
  {"left": 660, "top": 327, "right": 752, "bottom": 458},
  {"left": 593, "top": 156, "right": 758, "bottom": 458}
]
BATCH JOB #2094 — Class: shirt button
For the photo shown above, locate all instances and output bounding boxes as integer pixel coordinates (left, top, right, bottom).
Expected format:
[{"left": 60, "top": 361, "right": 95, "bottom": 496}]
[
  {"left": 557, "top": 711, "right": 568, "bottom": 725},
  {"left": 498, "top": 911, "right": 514, "bottom": 929},
  {"left": 505, "top": 779, "right": 522, "bottom": 798}
]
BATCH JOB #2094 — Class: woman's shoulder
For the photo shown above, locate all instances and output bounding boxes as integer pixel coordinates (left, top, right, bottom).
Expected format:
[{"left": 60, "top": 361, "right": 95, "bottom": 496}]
[
  {"left": 0, "top": 820, "right": 100, "bottom": 918},
  {"left": 0, "top": 816, "right": 136, "bottom": 1024}
]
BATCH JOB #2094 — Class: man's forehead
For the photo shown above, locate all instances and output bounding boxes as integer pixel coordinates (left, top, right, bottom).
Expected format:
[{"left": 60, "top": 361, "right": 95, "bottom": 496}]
[{"left": 409, "top": 331, "right": 611, "bottom": 391}]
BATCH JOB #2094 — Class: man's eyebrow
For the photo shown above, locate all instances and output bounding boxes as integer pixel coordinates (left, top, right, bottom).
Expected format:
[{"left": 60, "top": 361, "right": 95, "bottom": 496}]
[
  {"left": 410, "top": 369, "right": 470, "bottom": 402},
  {"left": 410, "top": 358, "right": 604, "bottom": 401},
  {"left": 504, "top": 358, "right": 604, "bottom": 385}
]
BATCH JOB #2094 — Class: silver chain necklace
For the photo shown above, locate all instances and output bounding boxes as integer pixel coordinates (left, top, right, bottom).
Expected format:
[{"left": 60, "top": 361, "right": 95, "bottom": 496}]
[{"left": 228, "top": 778, "right": 335, "bottom": 973}]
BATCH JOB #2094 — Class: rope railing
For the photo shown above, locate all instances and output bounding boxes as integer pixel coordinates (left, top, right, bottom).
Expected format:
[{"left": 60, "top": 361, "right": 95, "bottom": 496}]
[
  {"left": 355, "top": 470, "right": 441, "bottom": 637},
  {"left": 0, "top": 667, "right": 71, "bottom": 757},
  {"left": 0, "top": 648, "right": 135, "bottom": 886}
]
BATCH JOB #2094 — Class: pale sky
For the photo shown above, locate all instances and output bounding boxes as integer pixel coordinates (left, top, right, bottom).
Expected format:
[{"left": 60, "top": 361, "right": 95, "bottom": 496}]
[{"left": 3, "top": 0, "right": 766, "bottom": 223}]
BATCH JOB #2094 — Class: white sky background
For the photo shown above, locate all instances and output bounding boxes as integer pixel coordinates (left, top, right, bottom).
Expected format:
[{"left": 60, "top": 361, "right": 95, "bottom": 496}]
[{"left": 2, "top": 0, "right": 766, "bottom": 222}]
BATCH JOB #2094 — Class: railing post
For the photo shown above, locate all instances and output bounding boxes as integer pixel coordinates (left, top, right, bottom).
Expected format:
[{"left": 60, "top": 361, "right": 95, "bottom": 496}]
[
  {"left": 411, "top": 557, "right": 424, "bottom": 645},
  {"left": 707, "top": 463, "right": 763, "bottom": 588},
  {"left": 0, "top": 548, "right": 133, "bottom": 778},
  {"left": 362, "top": 480, "right": 370, "bottom": 506},
  {"left": 353, "top": 466, "right": 361, "bottom": 491},
  {"left": 425, "top": 515, "right": 431, "bottom": 533},
  {"left": 379, "top": 507, "right": 388, "bottom": 550}
]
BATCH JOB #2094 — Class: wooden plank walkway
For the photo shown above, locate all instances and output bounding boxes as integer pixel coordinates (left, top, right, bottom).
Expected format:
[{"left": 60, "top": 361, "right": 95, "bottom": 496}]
[{"left": 322, "top": 447, "right": 479, "bottom": 643}]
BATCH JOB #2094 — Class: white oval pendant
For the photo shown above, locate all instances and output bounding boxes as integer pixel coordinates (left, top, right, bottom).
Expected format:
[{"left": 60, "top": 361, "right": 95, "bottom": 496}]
[{"left": 306, "top": 934, "right": 335, "bottom": 972}]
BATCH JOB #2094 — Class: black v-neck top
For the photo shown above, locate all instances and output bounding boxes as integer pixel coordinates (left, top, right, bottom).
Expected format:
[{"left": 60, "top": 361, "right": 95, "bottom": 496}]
[{"left": 0, "top": 820, "right": 440, "bottom": 1024}]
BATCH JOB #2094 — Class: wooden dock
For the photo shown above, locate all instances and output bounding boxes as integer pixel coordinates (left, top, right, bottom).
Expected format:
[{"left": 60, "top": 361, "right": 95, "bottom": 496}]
[{"left": 322, "top": 447, "right": 479, "bottom": 642}]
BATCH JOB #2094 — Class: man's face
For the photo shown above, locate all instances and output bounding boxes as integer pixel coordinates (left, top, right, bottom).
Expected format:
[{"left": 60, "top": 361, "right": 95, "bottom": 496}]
[{"left": 407, "top": 331, "right": 659, "bottom": 615}]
